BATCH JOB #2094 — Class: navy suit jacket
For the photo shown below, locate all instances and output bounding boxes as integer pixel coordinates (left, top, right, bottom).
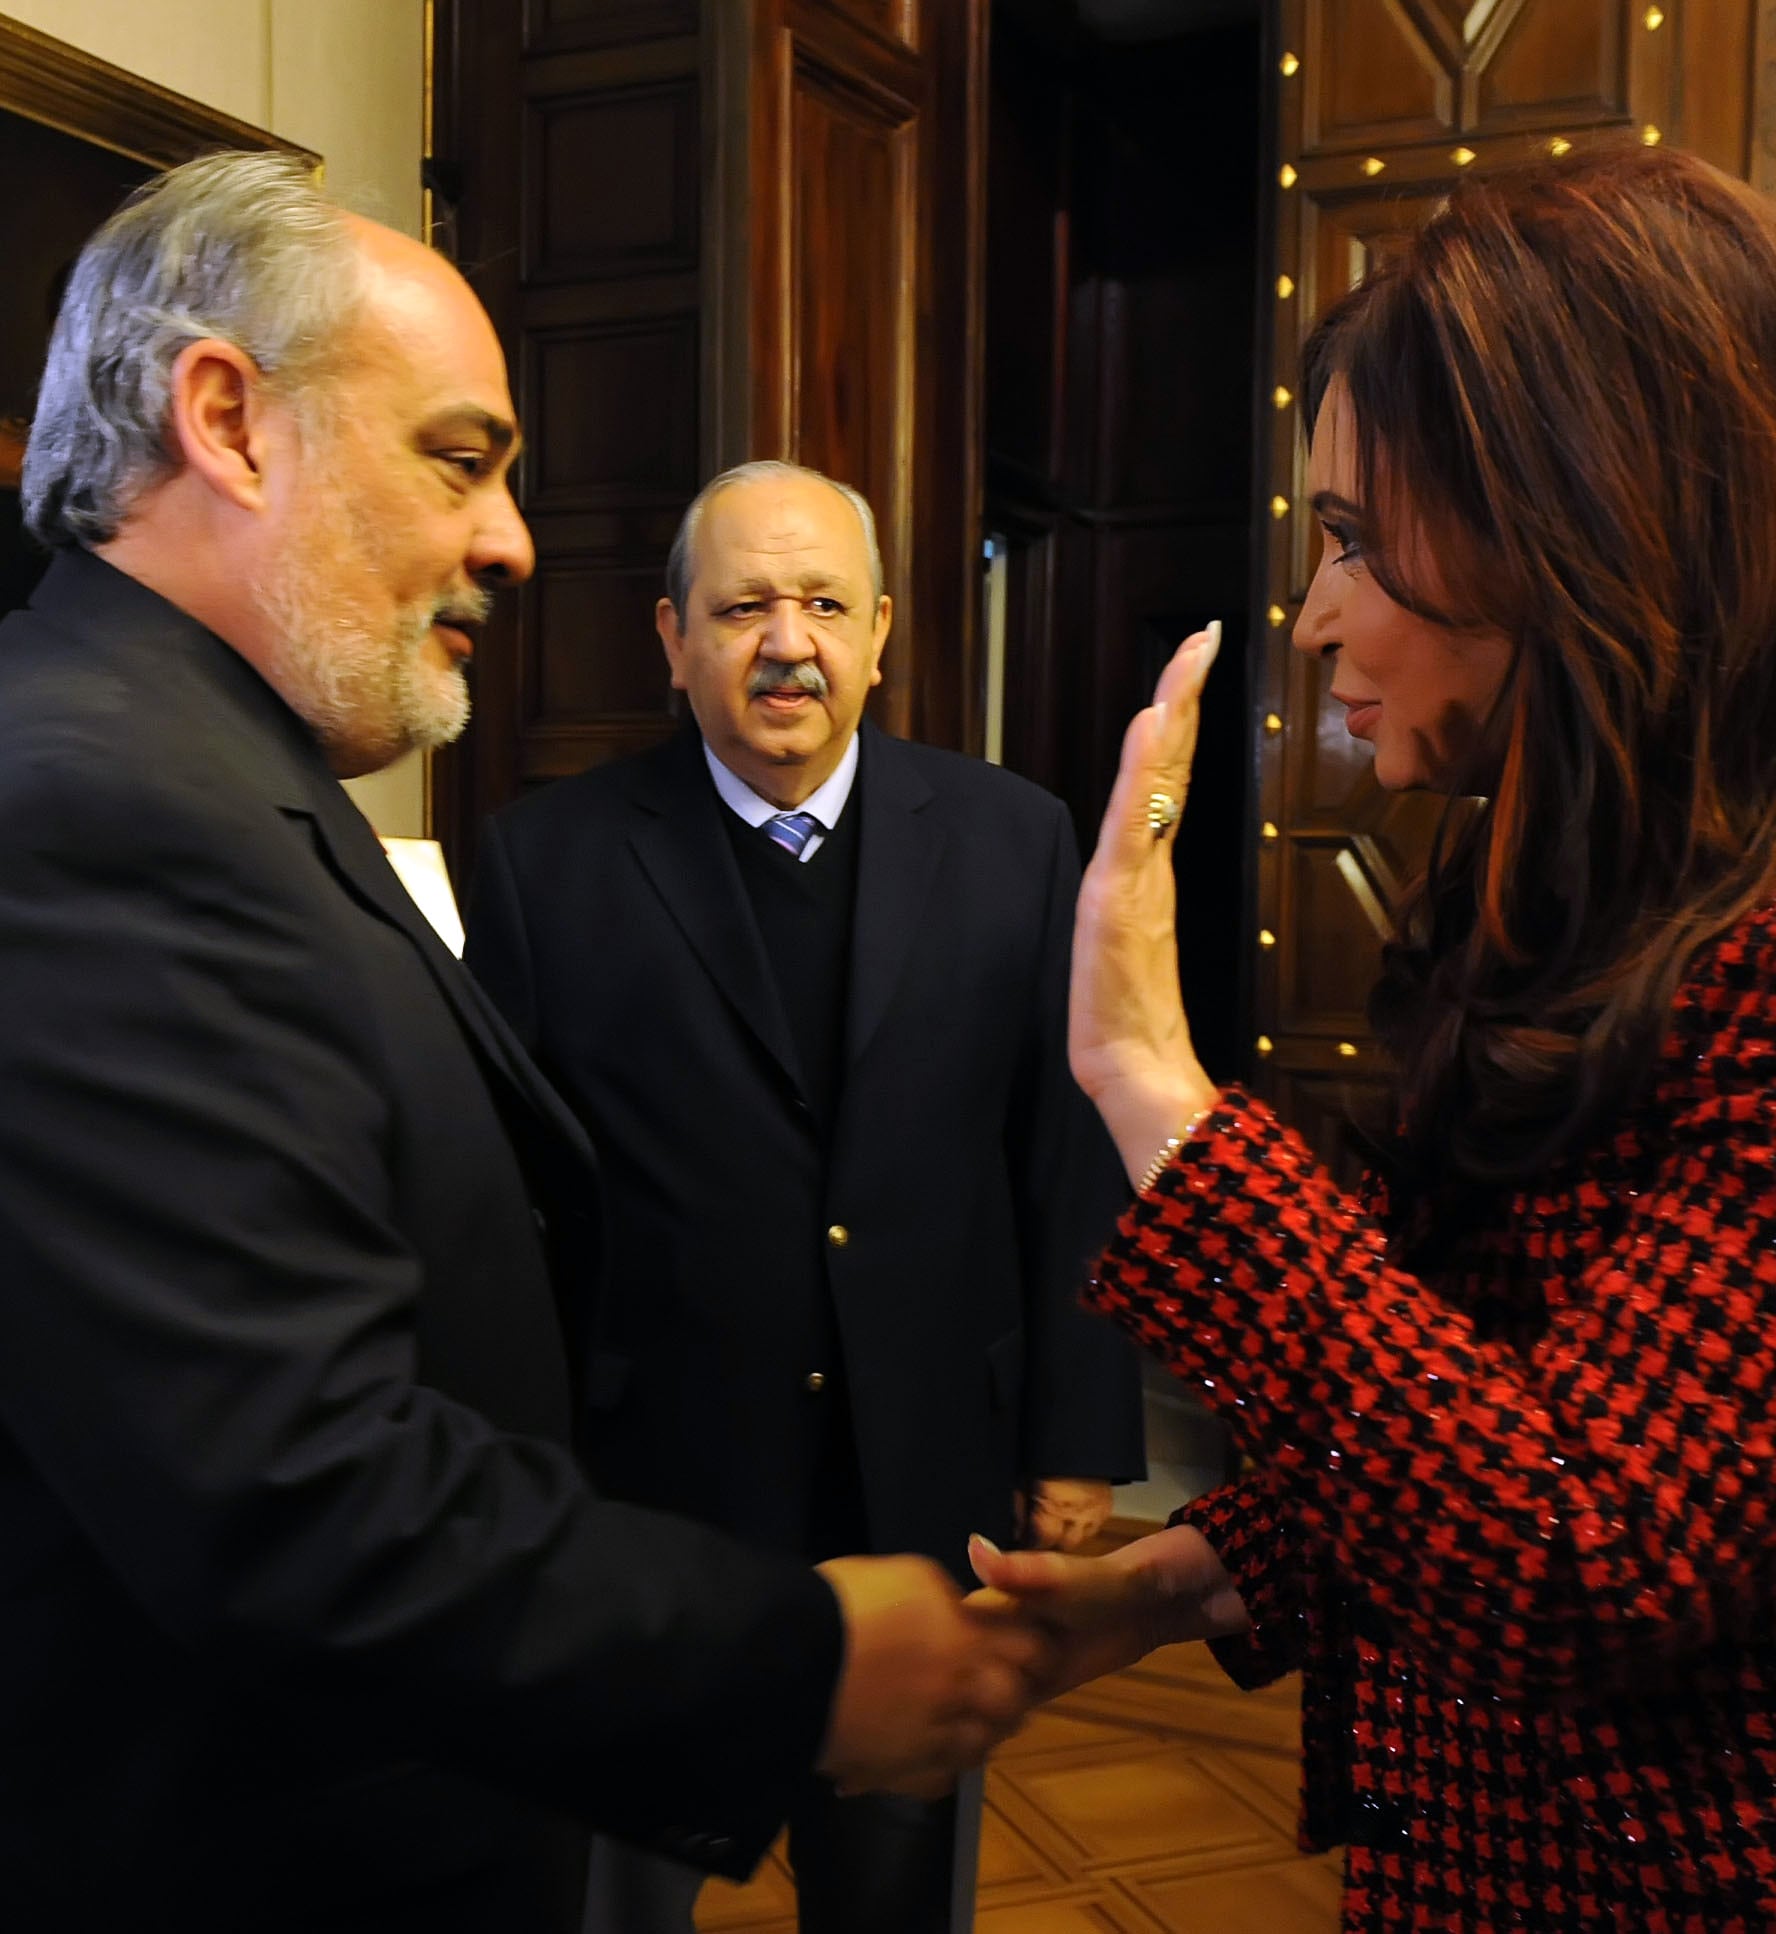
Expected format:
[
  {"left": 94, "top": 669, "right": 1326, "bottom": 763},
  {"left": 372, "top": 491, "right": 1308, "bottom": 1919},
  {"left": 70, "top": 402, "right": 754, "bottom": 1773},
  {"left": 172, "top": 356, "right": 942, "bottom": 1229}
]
[
  {"left": 0, "top": 551, "right": 841, "bottom": 1933},
  {"left": 466, "top": 722, "right": 1145, "bottom": 1580}
]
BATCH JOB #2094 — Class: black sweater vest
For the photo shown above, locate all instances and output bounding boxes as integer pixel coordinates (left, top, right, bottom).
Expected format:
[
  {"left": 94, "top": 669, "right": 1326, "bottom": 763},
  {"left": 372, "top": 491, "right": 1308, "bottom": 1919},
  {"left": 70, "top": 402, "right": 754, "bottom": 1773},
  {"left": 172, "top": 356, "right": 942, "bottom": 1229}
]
[{"left": 721, "top": 793, "right": 860, "bottom": 1134}]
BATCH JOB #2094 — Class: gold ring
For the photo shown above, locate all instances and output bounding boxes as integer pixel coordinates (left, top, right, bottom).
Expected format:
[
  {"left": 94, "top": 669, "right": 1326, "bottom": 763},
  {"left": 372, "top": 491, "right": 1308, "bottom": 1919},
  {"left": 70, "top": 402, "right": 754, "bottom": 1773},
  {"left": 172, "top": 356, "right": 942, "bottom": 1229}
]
[{"left": 1146, "top": 790, "right": 1182, "bottom": 838}]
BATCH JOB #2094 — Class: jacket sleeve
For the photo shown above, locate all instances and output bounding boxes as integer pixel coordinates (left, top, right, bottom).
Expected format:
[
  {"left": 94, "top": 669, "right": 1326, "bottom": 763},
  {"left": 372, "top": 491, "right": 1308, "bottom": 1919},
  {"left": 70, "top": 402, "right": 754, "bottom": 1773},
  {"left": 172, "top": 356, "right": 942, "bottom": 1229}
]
[
  {"left": 1089, "top": 980, "right": 1776, "bottom": 1701},
  {"left": 0, "top": 744, "right": 840, "bottom": 1877},
  {"left": 1173, "top": 1471, "right": 1314, "bottom": 1689},
  {"left": 1010, "top": 799, "right": 1147, "bottom": 1484}
]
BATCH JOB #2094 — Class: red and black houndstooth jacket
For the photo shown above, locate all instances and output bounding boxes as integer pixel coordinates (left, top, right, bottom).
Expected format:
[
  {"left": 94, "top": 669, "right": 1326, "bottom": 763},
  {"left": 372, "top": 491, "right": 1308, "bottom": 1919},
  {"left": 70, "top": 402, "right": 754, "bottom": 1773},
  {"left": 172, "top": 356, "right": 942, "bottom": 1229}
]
[{"left": 1089, "top": 902, "right": 1776, "bottom": 1931}]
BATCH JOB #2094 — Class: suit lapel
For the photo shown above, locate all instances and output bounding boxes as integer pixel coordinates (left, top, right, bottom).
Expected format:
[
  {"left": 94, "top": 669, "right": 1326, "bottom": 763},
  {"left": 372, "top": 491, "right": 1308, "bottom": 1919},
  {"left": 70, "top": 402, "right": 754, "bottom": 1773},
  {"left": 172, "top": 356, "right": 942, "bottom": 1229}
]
[
  {"left": 24, "top": 548, "right": 598, "bottom": 1181},
  {"left": 299, "top": 776, "right": 599, "bottom": 1169},
  {"left": 847, "top": 726, "right": 945, "bottom": 1067},
  {"left": 627, "top": 732, "right": 807, "bottom": 1099}
]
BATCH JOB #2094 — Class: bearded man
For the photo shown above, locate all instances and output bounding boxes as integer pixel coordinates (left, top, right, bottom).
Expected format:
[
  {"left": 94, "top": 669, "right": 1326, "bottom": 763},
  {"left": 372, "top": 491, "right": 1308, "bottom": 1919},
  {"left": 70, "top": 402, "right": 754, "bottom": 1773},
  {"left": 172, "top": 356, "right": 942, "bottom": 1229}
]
[{"left": 0, "top": 154, "right": 1046, "bottom": 1934}]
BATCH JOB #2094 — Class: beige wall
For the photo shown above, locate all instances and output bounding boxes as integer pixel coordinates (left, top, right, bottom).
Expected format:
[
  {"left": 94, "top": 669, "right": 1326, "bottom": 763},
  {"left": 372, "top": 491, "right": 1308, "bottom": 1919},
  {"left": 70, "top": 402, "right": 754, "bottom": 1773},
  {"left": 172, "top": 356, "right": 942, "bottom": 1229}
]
[{"left": 9, "top": 0, "right": 431, "bottom": 835}]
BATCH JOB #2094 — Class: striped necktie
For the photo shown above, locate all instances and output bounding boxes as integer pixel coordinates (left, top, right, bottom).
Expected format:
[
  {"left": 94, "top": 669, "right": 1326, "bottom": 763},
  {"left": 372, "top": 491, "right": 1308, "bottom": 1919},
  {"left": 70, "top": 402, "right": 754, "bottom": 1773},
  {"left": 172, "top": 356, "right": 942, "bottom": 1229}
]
[{"left": 764, "top": 810, "right": 822, "bottom": 859}]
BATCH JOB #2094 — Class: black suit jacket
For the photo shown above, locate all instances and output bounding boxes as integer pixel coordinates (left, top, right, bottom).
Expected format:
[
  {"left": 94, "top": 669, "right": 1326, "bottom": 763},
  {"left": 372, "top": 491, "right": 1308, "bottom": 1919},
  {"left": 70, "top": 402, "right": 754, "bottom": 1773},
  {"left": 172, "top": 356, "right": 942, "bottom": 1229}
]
[
  {"left": 465, "top": 723, "right": 1144, "bottom": 1580},
  {"left": 0, "top": 551, "right": 841, "bottom": 1933}
]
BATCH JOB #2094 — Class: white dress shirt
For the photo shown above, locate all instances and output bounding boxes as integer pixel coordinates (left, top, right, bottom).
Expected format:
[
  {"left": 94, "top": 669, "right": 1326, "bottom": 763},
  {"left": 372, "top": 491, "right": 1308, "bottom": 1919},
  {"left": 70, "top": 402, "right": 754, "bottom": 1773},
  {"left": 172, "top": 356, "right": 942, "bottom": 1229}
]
[{"left": 701, "top": 732, "right": 860, "bottom": 862}]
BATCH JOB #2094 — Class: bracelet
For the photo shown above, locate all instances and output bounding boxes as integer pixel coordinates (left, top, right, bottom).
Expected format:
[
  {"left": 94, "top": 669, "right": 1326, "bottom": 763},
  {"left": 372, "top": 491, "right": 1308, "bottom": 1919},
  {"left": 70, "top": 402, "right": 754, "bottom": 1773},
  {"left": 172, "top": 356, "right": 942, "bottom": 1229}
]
[{"left": 1135, "top": 1101, "right": 1216, "bottom": 1196}]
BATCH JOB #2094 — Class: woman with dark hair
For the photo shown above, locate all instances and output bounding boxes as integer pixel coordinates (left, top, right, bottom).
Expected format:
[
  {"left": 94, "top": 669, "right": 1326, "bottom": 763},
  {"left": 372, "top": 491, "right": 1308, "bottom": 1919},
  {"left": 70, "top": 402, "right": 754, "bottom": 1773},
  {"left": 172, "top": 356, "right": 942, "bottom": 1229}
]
[{"left": 973, "top": 145, "right": 1776, "bottom": 1929}]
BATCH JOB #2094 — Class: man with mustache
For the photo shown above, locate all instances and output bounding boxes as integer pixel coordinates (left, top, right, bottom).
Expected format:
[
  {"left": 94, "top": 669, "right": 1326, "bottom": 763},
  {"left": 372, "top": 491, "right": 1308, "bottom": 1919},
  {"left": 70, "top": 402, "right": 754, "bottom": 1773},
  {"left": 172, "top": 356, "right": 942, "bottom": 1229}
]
[
  {"left": 0, "top": 158, "right": 1047, "bottom": 1934},
  {"left": 465, "top": 461, "right": 1146, "bottom": 1932}
]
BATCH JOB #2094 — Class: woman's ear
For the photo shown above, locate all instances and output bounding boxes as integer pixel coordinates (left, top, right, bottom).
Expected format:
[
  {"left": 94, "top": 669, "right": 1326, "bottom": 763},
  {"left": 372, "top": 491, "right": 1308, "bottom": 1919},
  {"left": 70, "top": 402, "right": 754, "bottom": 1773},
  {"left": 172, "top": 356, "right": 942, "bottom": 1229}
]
[{"left": 163, "top": 337, "right": 279, "bottom": 512}]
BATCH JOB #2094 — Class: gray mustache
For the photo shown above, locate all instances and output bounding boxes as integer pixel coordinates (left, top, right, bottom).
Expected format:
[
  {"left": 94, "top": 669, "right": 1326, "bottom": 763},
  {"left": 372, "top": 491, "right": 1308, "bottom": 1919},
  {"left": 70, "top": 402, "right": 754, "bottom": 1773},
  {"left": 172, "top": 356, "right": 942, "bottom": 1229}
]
[
  {"left": 750, "top": 661, "right": 829, "bottom": 699},
  {"left": 433, "top": 587, "right": 494, "bottom": 632}
]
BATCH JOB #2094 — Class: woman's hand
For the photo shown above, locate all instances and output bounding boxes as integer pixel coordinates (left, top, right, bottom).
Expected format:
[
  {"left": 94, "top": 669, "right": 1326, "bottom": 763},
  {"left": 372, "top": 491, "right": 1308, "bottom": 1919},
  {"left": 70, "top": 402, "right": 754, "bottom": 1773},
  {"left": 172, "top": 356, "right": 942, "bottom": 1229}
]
[
  {"left": 1071, "top": 625, "right": 1224, "bottom": 1184},
  {"left": 966, "top": 1522, "right": 1249, "bottom": 1702}
]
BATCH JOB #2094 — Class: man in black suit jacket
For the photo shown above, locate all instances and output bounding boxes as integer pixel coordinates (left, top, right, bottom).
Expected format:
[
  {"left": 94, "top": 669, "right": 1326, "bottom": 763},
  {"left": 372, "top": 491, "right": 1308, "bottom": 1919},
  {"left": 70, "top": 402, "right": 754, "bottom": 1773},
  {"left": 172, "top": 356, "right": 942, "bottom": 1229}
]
[
  {"left": 465, "top": 462, "right": 1145, "bottom": 1931},
  {"left": 0, "top": 157, "right": 1045, "bottom": 1934}
]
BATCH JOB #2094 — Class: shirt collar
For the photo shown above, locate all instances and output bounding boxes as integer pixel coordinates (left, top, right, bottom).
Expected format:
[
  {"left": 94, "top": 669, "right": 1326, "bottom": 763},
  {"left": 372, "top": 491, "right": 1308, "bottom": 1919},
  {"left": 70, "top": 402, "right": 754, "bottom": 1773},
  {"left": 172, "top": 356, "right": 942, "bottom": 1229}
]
[{"left": 702, "top": 730, "right": 860, "bottom": 831}]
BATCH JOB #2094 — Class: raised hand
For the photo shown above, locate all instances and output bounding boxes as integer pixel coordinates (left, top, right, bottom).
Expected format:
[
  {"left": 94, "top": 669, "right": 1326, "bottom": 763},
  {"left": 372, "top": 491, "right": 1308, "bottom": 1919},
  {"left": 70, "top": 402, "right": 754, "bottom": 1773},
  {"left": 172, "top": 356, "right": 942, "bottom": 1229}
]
[
  {"left": 814, "top": 1553, "right": 1051, "bottom": 1798},
  {"left": 966, "top": 1523, "right": 1249, "bottom": 1703},
  {"left": 1070, "top": 624, "right": 1224, "bottom": 1185}
]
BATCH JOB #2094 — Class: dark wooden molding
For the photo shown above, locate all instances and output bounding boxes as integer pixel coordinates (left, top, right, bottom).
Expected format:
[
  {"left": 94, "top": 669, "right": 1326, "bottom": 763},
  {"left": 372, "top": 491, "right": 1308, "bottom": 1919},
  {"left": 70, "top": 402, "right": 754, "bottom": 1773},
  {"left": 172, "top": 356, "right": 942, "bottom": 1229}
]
[
  {"left": 0, "top": 18, "right": 306, "bottom": 492},
  {"left": 0, "top": 15, "right": 313, "bottom": 171}
]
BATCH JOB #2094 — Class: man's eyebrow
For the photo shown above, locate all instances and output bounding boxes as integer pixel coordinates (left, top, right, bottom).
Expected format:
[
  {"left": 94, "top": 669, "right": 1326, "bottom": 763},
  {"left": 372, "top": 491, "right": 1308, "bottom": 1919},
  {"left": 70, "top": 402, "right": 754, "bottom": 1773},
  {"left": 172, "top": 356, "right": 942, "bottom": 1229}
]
[
  {"left": 706, "top": 573, "right": 850, "bottom": 602},
  {"left": 421, "top": 406, "right": 522, "bottom": 460}
]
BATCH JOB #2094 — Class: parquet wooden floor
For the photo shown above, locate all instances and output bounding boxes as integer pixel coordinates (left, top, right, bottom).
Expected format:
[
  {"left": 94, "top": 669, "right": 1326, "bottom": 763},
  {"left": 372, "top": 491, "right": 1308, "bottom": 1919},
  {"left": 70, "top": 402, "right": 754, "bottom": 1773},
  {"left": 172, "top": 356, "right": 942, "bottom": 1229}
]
[{"left": 696, "top": 1632, "right": 1341, "bottom": 1933}]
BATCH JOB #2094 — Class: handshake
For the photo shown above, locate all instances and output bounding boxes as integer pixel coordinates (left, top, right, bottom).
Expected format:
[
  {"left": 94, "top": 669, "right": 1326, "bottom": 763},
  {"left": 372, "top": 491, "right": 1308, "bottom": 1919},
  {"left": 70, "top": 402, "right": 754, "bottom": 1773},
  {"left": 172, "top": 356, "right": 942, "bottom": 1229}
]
[{"left": 813, "top": 1525, "right": 1248, "bottom": 1797}]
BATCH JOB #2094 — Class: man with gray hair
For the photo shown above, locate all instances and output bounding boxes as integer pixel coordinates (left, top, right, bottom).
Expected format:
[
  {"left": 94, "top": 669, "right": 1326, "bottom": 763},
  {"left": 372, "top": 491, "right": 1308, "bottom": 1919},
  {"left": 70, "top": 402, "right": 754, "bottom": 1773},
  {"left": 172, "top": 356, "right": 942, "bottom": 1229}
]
[
  {"left": 465, "top": 460, "right": 1146, "bottom": 1931},
  {"left": 0, "top": 154, "right": 1049, "bottom": 1934}
]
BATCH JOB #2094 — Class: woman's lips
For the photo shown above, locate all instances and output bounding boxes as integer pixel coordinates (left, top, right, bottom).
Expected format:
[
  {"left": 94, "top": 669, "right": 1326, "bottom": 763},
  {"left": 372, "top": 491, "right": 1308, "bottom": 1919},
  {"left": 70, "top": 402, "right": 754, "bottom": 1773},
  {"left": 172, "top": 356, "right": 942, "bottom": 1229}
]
[{"left": 1338, "top": 698, "right": 1379, "bottom": 739}]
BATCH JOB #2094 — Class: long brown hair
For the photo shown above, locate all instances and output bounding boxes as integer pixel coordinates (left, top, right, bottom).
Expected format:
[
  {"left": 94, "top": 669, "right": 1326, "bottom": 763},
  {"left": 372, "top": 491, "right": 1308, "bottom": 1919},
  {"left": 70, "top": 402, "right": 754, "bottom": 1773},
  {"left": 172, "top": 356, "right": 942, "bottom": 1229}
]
[{"left": 1302, "top": 148, "right": 1776, "bottom": 1239}]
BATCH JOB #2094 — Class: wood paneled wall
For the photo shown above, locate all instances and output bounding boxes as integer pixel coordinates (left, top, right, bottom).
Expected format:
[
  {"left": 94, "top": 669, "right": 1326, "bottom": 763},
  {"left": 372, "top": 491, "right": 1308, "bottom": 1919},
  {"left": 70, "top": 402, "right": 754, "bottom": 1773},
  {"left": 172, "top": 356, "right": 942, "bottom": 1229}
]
[
  {"left": 429, "top": 0, "right": 984, "bottom": 879},
  {"left": 1251, "top": 0, "right": 1770, "bottom": 1174},
  {"left": 983, "top": 5, "right": 1264, "bottom": 1080}
]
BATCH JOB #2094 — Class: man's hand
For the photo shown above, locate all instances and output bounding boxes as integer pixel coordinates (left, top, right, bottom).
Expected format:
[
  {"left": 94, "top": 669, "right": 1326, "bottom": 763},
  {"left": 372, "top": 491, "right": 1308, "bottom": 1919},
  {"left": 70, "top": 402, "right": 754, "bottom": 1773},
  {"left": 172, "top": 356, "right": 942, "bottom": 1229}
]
[
  {"left": 1019, "top": 1476, "right": 1115, "bottom": 1552},
  {"left": 815, "top": 1553, "right": 1051, "bottom": 1798},
  {"left": 966, "top": 1523, "right": 1249, "bottom": 1703}
]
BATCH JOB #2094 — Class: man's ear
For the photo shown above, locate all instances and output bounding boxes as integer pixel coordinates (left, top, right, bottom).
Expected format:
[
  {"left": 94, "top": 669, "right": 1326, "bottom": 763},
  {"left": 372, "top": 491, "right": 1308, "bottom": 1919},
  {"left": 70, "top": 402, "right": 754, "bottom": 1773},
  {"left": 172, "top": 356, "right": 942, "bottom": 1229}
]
[
  {"left": 164, "top": 338, "right": 278, "bottom": 512},
  {"left": 868, "top": 593, "right": 892, "bottom": 688},
  {"left": 655, "top": 596, "right": 689, "bottom": 692}
]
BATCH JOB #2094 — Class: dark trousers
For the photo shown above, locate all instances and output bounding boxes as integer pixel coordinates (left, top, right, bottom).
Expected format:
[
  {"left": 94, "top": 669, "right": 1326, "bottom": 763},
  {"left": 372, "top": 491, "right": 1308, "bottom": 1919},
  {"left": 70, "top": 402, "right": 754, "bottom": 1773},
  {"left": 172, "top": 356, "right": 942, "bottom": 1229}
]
[{"left": 581, "top": 1772, "right": 982, "bottom": 1933}]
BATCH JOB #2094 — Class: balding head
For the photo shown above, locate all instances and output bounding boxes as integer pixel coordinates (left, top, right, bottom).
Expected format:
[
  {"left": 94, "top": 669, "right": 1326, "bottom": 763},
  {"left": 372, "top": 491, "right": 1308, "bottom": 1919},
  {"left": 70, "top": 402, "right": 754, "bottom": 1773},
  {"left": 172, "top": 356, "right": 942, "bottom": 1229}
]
[{"left": 665, "top": 460, "right": 882, "bottom": 619}]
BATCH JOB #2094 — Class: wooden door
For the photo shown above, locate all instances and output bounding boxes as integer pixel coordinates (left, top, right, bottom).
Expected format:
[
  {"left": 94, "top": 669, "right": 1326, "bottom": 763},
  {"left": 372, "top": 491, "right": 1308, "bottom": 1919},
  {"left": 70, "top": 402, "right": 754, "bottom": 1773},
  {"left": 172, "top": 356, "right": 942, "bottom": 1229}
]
[
  {"left": 428, "top": 0, "right": 984, "bottom": 880},
  {"left": 743, "top": 0, "right": 986, "bottom": 751},
  {"left": 1250, "top": 0, "right": 1765, "bottom": 1175}
]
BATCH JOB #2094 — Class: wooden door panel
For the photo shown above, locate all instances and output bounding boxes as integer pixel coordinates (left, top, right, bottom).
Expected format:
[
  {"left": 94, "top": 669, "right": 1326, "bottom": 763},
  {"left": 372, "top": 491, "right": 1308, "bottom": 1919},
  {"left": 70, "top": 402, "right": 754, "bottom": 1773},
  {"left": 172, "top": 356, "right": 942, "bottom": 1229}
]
[
  {"left": 529, "top": 565, "right": 671, "bottom": 715},
  {"left": 1280, "top": 840, "right": 1394, "bottom": 1033},
  {"left": 1268, "top": 1068, "right": 1395, "bottom": 1184},
  {"left": 784, "top": 61, "right": 914, "bottom": 627},
  {"left": 1469, "top": 0, "right": 1625, "bottom": 132},
  {"left": 523, "top": 80, "right": 700, "bottom": 281},
  {"left": 430, "top": 0, "right": 705, "bottom": 870},
  {"left": 1304, "top": 0, "right": 1453, "bottom": 153},
  {"left": 522, "top": 0, "right": 697, "bottom": 56},
  {"left": 522, "top": 316, "right": 700, "bottom": 507},
  {"left": 809, "top": 0, "right": 918, "bottom": 55},
  {"left": 748, "top": 0, "right": 983, "bottom": 750}
]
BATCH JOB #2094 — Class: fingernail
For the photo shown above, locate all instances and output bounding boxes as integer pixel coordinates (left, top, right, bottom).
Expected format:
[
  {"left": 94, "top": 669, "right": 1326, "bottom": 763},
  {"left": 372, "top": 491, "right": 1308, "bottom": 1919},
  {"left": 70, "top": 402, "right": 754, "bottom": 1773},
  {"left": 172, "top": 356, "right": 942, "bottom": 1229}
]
[
  {"left": 1152, "top": 701, "right": 1169, "bottom": 731},
  {"left": 968, "top": 1533, "right": 1003, "bottom": 1559},
  {"left": 1203, "top": 619, "right": 1222, "bottom": 650}
]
